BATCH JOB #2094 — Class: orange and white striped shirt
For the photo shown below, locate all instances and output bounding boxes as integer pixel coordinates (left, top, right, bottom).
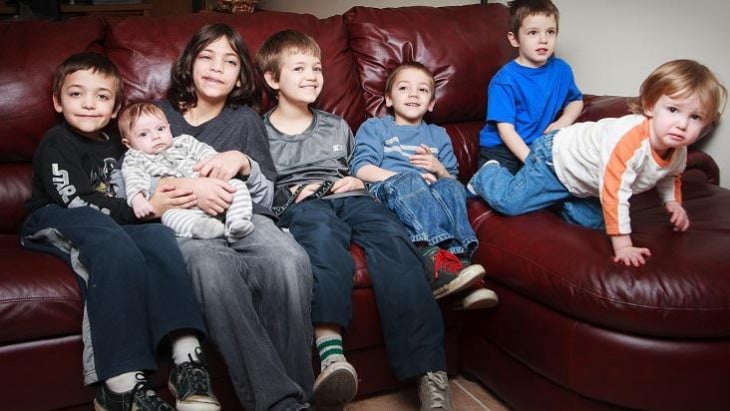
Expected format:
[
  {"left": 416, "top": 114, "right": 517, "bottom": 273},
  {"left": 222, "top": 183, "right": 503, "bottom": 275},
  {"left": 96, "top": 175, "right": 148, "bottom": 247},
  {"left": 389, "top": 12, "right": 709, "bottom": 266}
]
[{"left": 552, "top": 114, "right": 686, "bottom": 235}]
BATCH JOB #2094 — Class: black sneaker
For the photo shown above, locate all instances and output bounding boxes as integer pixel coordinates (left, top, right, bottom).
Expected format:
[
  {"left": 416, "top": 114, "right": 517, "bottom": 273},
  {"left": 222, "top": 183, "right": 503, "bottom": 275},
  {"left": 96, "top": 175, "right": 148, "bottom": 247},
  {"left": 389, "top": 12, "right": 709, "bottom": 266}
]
[
  {"left": 420, "top": 246, "right": 486, "bottom": 299},
  {"left": 94, "top": 372, "right": 174, "bottom": 411},
  {"left": 168, "top": 348, "right": 221, "bottom": 411}
]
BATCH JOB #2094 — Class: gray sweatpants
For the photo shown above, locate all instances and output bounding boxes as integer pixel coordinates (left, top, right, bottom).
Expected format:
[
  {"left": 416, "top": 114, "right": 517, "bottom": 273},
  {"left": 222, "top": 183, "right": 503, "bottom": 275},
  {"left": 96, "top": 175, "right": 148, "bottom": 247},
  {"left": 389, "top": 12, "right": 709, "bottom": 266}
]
[{"left": 177, "top": 214, "right": 314, "bottom": 411}]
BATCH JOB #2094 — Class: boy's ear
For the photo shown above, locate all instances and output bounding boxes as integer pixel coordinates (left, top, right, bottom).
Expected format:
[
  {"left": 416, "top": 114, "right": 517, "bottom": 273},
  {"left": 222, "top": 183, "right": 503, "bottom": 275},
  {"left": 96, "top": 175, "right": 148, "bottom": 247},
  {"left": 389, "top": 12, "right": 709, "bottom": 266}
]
[
  {"left": 507, "top": 31, "right": 520, "bottom": 48},
  {"left": 427, "top": 99, "right": 436, "bottom": 112},
  {"left": 263, "top": 71, "right": 280, "bottom": 90},
  {"left": 121, "top": 138, "right": 132, "bottom": 149},
  {"left": 52, "top": 94, "right": 63, "bottom": 113},
  {"left": 385, "top": 94, "right": 393, "bottom": 108}
]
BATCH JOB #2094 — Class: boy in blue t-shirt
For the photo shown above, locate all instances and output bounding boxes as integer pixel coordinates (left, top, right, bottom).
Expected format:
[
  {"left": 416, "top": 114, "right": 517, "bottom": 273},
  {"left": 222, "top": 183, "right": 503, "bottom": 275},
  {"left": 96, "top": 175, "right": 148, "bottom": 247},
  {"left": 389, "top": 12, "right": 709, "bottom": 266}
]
[{"left": 478, "top": 0, "right": 583, "bottom": 174}]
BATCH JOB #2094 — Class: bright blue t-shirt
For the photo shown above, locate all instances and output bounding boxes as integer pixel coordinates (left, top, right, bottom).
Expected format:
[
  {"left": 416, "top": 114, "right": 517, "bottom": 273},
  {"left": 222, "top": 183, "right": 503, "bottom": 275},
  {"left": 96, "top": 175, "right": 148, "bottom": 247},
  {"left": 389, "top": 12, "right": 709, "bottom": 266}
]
[{"left": 479, "top": 57, "right": 582, "bottom": 148}]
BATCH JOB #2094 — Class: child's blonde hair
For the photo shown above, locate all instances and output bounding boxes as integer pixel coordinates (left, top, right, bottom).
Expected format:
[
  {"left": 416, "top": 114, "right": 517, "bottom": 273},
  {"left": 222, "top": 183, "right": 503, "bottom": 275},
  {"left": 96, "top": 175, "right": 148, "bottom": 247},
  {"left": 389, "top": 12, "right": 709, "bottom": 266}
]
[
  {"left": 630, "top": 59, "right": 727, "bottom": 124},
  {"left": 384, "top": 62, "right": 436, "bottom": 101},
  {"left": 256, "top": 29, "right": 321, "bottom": 84},
  {"left": 117, "top": 101, "right": 167, "bottom": 140}
]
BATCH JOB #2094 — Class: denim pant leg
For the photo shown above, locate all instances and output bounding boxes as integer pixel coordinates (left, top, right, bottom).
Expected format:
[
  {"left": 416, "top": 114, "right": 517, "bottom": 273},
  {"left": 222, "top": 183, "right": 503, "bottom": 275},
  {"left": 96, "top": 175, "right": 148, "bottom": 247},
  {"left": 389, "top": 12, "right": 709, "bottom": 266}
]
[
  {"left": 340, "top": 196, "right": 446, "bottom": 380},
  {"left": 559, "top": 197, "right": 606, "bottom": 230},
  {"left": 123, "top": 224, "right": 206, "bottom": 347},
  {"left": 278, "top": 199, "right": 356, "bottom": 328},
  {"left": 177, "top": 214, "right": 313, "bottom": 411},
  {"left": 429, "top": 178, "right": 478, "bottom": 256},
  {"left": 370, "top": 171, "right": 454, "bottom": 245},
  {"left": 469, "top": 133, "right": 573, "bottom": 216},
  {"left": 21, "top": 205, "right": 157, "bottom": 383}
]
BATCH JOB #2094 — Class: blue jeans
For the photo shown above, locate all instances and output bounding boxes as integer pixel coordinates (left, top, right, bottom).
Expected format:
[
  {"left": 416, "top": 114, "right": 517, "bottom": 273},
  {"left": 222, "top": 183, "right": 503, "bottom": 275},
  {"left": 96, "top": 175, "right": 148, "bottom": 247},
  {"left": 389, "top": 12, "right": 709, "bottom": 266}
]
[
  {"left": 469, "top": 132, "right": 604, "bottom": 229},
  {"left": 20, "top": 204, "right": 206, "bottom": 384},
  {"left": 370, "top": 171, "right": 478, "bottom": 256},
  {"left": 177, "top": 214, "right": 314, "bottom": 411},
  {"left": 278, "top": 196, "right": 446, "bottom": 380}
]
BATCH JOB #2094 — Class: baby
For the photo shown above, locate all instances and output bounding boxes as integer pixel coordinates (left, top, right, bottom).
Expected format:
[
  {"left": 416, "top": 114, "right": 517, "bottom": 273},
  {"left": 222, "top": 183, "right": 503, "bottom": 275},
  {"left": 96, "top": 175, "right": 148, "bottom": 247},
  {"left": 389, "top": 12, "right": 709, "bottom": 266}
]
[{"left": 119, "top": 101, "right": 254, "bottom": 241}]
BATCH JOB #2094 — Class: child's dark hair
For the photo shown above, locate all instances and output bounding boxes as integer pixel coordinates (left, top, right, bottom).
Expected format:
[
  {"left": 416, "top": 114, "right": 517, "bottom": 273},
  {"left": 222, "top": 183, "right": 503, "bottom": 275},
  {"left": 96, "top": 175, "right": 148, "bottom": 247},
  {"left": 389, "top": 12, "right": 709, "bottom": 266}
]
[
  {"left": 168, "top": 23, "right": 261, "bottom": 112},
  {"left": 629, "top": 59, "right": 727, "bottom": 124},
  {"left": 53, "top": 52, "right": 124, "bottom": 111},
  {"left": 384, "top": 61, "right": 436, "bottom": 100},
  {"left": 507, "top": 0, "right": 559, "bottom": 35},
  {"left": 255, "top": 29, "right": 321, "bottom": 85}
]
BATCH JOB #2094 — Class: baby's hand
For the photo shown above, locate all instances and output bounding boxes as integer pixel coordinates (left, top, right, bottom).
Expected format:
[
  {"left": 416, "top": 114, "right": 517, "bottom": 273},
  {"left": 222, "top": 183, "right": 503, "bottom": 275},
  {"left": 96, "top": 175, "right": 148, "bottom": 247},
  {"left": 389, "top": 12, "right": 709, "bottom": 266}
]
[
  {"left": 131, "top": 194, "right": 155, "bottom": 219},
  {"left": 665, "top": 201, "right": 689, "bottom": 231},
  {"left": 613, "top": 246, "right": 652, "bottom": 267}
]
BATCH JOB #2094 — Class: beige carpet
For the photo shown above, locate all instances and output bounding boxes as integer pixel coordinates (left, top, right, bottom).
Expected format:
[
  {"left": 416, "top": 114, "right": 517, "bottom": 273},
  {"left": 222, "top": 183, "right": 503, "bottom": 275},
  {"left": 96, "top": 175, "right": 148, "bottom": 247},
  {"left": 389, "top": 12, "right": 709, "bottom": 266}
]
[{"left": 345, "top": 375, "right": 510, "bottom": 410}]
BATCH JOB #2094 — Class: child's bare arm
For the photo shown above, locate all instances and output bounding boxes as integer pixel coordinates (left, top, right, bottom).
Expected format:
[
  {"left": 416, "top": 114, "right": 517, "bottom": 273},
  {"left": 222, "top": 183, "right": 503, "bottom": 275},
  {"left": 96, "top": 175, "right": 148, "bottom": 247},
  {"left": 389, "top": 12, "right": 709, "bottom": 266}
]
[
  {"left": 665, "top": 201, "right": 690, "bottom": 231},
  {"left": 496, "top": 122, "right": 530, "bottom": 162},
  {"left": 355, "top": 164, "right": 396, "bottom": 183},
  {"left": 545, "top": 100, "right": 584, "bottom": 133},
  {"left": 610, "top": 234, "right": 651, "bottom": 267}
]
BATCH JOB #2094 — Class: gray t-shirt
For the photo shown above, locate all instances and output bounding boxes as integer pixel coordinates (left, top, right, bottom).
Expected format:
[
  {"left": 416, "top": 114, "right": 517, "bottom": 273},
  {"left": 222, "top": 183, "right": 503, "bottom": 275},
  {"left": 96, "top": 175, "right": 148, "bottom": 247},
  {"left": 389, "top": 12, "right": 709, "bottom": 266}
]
[{"left": 264, "top": 109, "right": 367, "bottom": 207}]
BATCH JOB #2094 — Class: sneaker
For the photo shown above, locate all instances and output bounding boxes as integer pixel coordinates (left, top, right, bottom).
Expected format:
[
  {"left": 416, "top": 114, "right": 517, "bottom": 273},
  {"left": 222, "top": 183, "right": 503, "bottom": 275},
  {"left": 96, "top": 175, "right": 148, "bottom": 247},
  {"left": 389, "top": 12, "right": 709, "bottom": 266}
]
[
  {"left": 466, "top": 159, "right": 500, "bottom": 195},
  {"left": 421, "top": 246, "right": 485, "bottom": 299},
  {"left": 168, "top": 349, "right": 221, "bottom": 411},
  {"left": 313, "top": 360, "right": 358, "bottom": 409},
  {"left": 94, "top": 373, "right": 174, "bottom": 411},
  {"left": 452, "top": 287, "right": 499, "bottom": 310},
  {"left": 417, "top": 371, "right": 453, "bottom": 411}
]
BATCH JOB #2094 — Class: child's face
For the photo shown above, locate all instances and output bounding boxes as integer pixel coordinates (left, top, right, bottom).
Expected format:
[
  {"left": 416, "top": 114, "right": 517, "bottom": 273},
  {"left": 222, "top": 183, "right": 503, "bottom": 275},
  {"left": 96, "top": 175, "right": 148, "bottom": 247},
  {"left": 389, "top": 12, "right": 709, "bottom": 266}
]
[
  {"left": 122, "top": 112, "right": 174, "bottom": 154},
  {"left": 265, "top": 50, "right": 323, "bottom": 107},
  {"left": 385, "top": 67, "right": 435, "bottom": 126},
  {"left": 52, "top": 69, "right": 120, "bottom": 139},
  {"left": 192, "top": 36, "right": 242, "bottom": 104},
  {"left": 646, "top": 93, "right": 709, "bottom": 156},
  {"left": 508, "top": 13, "right": 557, "bottom": 68}
]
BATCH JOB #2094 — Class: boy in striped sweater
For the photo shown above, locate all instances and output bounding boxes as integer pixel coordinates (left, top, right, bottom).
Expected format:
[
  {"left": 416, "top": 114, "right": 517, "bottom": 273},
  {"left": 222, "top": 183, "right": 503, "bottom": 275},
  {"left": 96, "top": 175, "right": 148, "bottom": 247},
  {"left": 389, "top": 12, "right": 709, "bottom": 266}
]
[{"left": 468, "top": 59, "right": 726, "bottom": 267}]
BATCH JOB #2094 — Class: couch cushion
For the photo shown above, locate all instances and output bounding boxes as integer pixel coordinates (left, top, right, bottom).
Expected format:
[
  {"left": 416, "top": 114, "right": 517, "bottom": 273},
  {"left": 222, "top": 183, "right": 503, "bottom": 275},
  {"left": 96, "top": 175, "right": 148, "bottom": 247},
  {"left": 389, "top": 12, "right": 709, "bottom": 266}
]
[
  {"left": 0, "top": 17, "right": 106, "bottom": 163},
  {"left": 105, "top": 11, "right": 366, "bottom": 130},
  {"left": 469, "top": 174, "right": 730, "bottom": 339},
  {"left": 0, "top": 235, "right": 82, "bottom": 345},
  {"left": 345, "top": 4, "right": 515, "bottom": 124}
]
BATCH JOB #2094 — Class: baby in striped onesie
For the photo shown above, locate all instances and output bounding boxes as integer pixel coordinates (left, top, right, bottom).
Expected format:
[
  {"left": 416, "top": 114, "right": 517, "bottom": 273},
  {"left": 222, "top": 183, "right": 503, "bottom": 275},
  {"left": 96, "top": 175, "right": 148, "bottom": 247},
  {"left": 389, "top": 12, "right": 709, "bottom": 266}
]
[{"left": 119, "top": 102, "right": 253, "bottom": 241}]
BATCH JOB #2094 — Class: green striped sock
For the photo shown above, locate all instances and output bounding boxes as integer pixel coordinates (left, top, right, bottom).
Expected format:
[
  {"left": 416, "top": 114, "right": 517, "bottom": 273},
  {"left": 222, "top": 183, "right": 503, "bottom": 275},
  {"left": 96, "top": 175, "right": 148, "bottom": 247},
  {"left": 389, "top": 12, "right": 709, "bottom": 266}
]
[{"left": 316, "top": 335, "right": 345, "bottom": 371}]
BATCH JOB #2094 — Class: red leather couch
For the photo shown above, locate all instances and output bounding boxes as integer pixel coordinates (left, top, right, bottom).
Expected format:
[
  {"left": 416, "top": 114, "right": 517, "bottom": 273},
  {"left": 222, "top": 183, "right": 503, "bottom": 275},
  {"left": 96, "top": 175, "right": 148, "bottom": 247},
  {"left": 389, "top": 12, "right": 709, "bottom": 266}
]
[{"left": 1, "top": 4, "right": 729, "bottom": 411}]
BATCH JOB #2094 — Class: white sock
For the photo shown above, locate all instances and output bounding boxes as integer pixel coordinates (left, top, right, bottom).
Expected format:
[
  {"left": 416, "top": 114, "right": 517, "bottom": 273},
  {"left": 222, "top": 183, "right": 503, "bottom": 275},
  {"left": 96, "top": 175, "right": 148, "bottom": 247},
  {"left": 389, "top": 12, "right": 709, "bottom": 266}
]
[
  {"left": 105, "top": 371, "right": 140, "bottom": 393},
  {"left": 172, "top": 334, "right": 201, "bottom": 365}
]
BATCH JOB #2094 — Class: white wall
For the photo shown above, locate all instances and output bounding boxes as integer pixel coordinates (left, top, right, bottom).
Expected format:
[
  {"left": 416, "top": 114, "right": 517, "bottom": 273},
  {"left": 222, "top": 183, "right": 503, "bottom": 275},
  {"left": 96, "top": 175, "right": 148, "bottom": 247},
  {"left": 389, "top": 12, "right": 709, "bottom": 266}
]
[
  {"left": 259, "top": 0, "right": 479, "bottom": 17},
  {"left": 550, "top": 0, "right": 730, "bottom": 188},
  {"left": 259, "top": 0, "right": 730, "bottom": 187}
]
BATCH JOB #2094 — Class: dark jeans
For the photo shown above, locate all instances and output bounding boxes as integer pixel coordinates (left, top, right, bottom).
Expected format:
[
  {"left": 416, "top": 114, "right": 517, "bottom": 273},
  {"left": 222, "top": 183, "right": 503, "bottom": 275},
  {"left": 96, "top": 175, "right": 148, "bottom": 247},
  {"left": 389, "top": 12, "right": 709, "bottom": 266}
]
[
  {"left": 278, "top": 195, "right": 446, "bottom": 380},
  {"left": 21, "top": 204, "right": 206, "bottom": 384},
  {"left": 177, "top": 214, "right": 314, "bottom": 411},
  {"left": 479, "top": 144, "right": 524, "bottom": 174}
]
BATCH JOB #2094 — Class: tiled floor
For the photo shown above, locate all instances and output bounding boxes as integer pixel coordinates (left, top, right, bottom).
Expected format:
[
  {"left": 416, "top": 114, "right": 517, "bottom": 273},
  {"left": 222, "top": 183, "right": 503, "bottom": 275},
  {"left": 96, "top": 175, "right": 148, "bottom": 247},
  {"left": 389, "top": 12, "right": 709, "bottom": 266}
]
[{"left": 345, "top": 375, "right": 510, "bottom": 410}]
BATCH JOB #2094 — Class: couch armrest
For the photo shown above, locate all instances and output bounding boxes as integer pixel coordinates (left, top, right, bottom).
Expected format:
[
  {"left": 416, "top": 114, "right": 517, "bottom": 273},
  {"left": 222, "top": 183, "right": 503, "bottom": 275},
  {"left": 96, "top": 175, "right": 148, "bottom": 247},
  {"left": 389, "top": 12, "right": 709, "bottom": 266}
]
[{"left": 686, "top": 150, "right": 720, "bottom": 186}]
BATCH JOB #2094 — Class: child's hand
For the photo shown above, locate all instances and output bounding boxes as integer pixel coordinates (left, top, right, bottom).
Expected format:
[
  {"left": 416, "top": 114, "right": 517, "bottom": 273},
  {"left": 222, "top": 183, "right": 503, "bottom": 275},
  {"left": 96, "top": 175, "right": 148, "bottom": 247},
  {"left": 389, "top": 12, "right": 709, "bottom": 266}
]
[
  {"left": 195, "top": 151, "right": 250, "bottom": 180},
  {"left": 332, "top": 176, "right": 365, "bottom": 194},
  {"left": 149, "top": 182, "right": 196, "bottom": 217},
  {"left": 665, "top": 201, "right": 689, "bottom": 231},
  {"left": 611, "top": 234, "right": 651, "bottom": 267},
  {"left": 190, "top": 178, "right": 235, "bottom": 215},
  {"left": 131, "top": 193, "right": 156, "bottom": 219},
  {"left": 293, "top": 183, "right": 322, "bottom": 203},
  {"left": 421, "top": 173, "right": 437, "bottom": 184},
  {"left": 410, "top": 144, "right": 448, "bottom": 178}
]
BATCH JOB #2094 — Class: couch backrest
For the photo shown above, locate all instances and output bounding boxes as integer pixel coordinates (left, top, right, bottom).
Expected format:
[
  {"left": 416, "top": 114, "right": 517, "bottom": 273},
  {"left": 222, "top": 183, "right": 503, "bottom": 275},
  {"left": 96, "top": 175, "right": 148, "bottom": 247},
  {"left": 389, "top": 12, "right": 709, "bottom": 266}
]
[
  {"left": 0, "top": 4, "right": 513, "bottom": 233},
  {"left": 345, "top": 4, "right": 514, "bottom": 180}
]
